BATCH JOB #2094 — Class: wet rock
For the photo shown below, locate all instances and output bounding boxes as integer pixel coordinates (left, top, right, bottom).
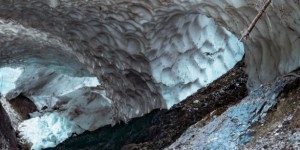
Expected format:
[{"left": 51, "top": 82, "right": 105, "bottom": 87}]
[
  {"left": 8, "top": 94, "right": 38, "bottom": 120},
  {"left": 245, "top": 77, "right": 300, "bottom": 149},
  {"left": 167, "top": 70, "right": 300, "bottom": 150},
  {"left": 0, "top": 101, "right": 18, "bottom": 150}
]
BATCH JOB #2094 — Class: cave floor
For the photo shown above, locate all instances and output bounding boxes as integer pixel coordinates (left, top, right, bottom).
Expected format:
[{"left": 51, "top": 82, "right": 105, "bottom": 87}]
[{"left": 47, "top": 60, "right": 248, "bottom": 150}]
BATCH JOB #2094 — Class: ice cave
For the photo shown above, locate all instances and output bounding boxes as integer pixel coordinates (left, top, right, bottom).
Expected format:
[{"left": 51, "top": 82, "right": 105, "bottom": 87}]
[{"left": 0, "top": 0, "right": 299, "bottom": 150}]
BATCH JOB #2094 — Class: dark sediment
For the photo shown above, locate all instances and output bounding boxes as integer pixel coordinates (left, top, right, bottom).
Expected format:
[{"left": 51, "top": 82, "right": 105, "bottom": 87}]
[{"left": 9, "top": 94, "right": 38, "bottom": 120}]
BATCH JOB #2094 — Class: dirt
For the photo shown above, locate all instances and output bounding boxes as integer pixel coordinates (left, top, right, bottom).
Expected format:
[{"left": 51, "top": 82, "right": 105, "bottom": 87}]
[
  {"left": 48, "top": 59, "right": 248, "bottom": 150},
  {"left": 244, "top": 75, "right": 300, "bottom": 149}
]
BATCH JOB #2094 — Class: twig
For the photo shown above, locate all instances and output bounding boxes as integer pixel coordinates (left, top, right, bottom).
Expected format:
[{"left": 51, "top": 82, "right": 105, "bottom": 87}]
[
  {"left": 283, "top": 73, "right": 300, "bottom": 78},
  {"left": 240, "top": 0, "right": 272, "bottom": 41}
]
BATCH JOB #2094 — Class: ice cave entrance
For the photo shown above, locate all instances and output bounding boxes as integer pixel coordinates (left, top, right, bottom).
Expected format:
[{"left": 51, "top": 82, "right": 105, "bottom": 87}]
[{"left": 0, "top": 14, "right": 244, "bottom": 150}]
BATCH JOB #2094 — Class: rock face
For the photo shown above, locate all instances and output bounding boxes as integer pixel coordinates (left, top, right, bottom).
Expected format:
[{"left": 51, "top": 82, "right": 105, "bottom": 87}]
[
  {"left": 245, "top": 82, "right": 300, "bottom": 149},
  {"left": 168, "top": 72, "right": 300, "bottom": 150},
  {"left": 9, "top": 94, "right": 38, "bottom": 120},
  {"left": 0, "top": 102, "right": 17, "bottom": 150}
]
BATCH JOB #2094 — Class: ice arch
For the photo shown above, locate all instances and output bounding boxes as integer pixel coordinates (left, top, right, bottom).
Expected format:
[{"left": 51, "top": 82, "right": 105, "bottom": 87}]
[{"left": 0, "top": 0, "right": 299, "bottom": 149}]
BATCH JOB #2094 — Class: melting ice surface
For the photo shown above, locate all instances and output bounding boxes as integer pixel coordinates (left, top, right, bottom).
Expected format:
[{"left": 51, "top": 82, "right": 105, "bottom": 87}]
[
  {"left": 0, "top": 67, "right": 23, "bottom": 96},
  {"left": 15, "top": 16, "right": 244, "bottom": 149},
  {"left": 0, "top": 67, "right": 102, "bottom": 150},
  {"left": 19, "top": 112, "right": 84, "bottom": 150},
  {"left": 16, "top": 73, "right": 104, "bottom": 150},
  {"left": 154, "top": 15, "right": 245, "bottom": 108}
]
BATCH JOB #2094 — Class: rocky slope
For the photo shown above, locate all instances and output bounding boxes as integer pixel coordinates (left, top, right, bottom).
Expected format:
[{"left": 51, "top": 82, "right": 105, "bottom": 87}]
[
  {"left": 0, "top": 99, "right": 17, "bottom": 150},
  {"left": 168, "top": 70, "right": 300, "bottom": 150}
]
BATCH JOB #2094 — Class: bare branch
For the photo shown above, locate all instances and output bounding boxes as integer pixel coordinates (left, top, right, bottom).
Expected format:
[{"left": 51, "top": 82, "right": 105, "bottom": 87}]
[{"left": 240, "top": 0, "right": 272, "bottom": 41}]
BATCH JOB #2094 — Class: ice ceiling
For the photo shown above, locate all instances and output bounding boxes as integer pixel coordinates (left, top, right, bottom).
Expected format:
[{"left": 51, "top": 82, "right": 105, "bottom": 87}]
[{"left": 0, "top": 0, "right": 299, "bottom": 149}]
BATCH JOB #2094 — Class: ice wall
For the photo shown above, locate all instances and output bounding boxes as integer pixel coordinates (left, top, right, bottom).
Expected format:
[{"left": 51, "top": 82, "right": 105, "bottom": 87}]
[
  {"left": 0, "top": 1, "right": 244, "bottom": 148},
  {"left": 149, "top": 14, "right": 244, "bottom": 107},
  {"left": 187, "top": 0, "right": 300, "bottom": 90},
  {"left": 0, "top": 67, "right": 22, "bottom": 96}
]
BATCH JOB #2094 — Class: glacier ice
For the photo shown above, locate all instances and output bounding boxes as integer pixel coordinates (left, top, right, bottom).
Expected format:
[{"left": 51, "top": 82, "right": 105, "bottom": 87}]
[
  {"left": 0, "top": 67, "right": 22, "bottom": 96},
  {"left": 19, "top": 112, "right": 84, "bottom": 150},
  {"left": 150, "top": 14, "right": 244, "bottom": 107},
  {"left": 0, "top": 11, "right": 244, "bottom": 149},
  {"left": 0, "top": 0, "right": 299, "bottom": 149}
]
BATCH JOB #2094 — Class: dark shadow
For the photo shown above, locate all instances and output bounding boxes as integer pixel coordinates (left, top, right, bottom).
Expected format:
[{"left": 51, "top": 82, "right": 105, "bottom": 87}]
[{"left": 9, "top": 94, "right": 38, "bottom": 120}]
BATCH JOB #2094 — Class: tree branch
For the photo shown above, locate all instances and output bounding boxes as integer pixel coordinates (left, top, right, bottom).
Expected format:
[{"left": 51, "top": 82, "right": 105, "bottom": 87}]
[{"left": 240, "top": 0, "right": 272, "bottom": 41}]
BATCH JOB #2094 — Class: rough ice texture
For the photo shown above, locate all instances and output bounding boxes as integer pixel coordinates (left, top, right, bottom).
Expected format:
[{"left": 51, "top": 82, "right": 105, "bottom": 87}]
[
  {"left": 149, "top": 14, "right": 244, "bottom": 107},
  {"left": 0, "top": 67, "right": 22, "bottom": 96},
  {"left": 167, "top": 76, "right": 296, "bottom": 150},
  {"left": 0, "top": 0, "right": 299, "bottom": 149},
  {"left": 0, "top": 0, "right": 244, "bottom": 148},
  {"left": 19, "top": 112, "right": 84, "bottom": 150}
]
